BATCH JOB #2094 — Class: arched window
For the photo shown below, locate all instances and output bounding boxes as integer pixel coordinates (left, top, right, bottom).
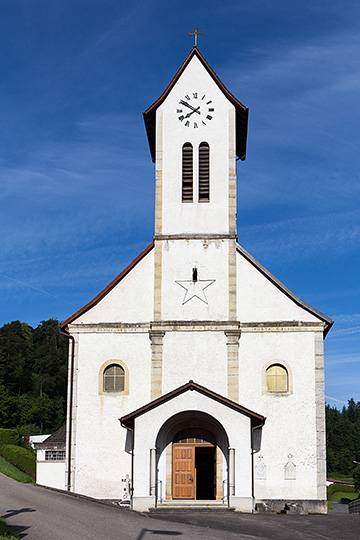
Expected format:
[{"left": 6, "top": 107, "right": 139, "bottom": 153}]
[
  {"left": 103, "top": 364, "right": 125, "bottom": 393},
  {"left": 265, "top": 364, "right": 288, "bottom": 393},
  {"left": 182, "top": 143, "right": 193, "bottom": 202},
  {"left": 173, "top": 428, "right": 216, "bottom": 445},
  {"left": 198, "top": 142, "right": 209, "bottom": 202}
]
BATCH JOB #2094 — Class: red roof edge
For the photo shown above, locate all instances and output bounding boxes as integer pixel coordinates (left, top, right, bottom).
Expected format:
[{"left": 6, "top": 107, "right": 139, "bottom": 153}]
[
  {"left": 120, "top": 380, "right": 265, "bottom": 430},
  {"left": 237, "top": 244, "right": 334, "bottom": 337},
  {"left": 143, "top": 47, "right": 248, "bottom": 163},
  {"left": 61, "top": 241, "right": 154, "bottom": 330}
]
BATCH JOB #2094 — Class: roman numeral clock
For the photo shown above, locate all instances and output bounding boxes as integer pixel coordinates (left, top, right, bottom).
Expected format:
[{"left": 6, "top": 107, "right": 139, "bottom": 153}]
[{"left": 177, "top": 93, "right": 215, "bottom": 128}]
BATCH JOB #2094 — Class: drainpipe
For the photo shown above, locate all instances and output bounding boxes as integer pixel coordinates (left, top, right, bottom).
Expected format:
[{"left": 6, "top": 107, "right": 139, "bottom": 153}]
[
  {"left": 251, "top": 425, "right": 262, "bottom": 513},
  {"left": 60, "top": 329, "right": 75, "bottom": 492}
]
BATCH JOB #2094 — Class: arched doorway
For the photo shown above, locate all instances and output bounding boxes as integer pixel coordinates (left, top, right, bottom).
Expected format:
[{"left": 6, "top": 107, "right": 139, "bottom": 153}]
[
  {"left": 155, "top": 410, "right": 229, "bottom": 503},
  {"left": 172, "top": 427, "right": 216, "bottom": 500}
]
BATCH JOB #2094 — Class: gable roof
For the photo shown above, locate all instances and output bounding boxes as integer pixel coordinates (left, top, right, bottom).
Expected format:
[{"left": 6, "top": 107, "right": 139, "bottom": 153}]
[
  {"left": 237, "top": 244, "right": 334, "bottom": 336},
  {"left": 143, "top": 47, "right": 249, "bottom": 163},
  {"left": 61, "top": 241, "right": 154, "bottom": 330},
  {"left": 34, "top": 424, "right": 66, "bottom": 449},
  {"left": 120, "top": 380, "right": 265, "bottom": 430}
]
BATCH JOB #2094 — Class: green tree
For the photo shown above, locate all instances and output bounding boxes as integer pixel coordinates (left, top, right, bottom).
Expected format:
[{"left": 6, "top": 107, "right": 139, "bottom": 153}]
[
  {"left": 0, "top": 384, "right": 16, "bottom": 428},
  {"left": 0, "top": 321, "right": 34, "bottom": 395},
  {"left": 0, "top": 318, "right": 68, "bottom": 433},
  {"left": 32, "top": 319, "right": 68, "bottom": 398}
]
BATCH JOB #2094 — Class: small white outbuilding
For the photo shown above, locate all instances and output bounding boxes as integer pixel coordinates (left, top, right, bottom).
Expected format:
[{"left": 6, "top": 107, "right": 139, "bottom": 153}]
[{"left": 57, "top": 46, "right": 332, "bottom": 513}]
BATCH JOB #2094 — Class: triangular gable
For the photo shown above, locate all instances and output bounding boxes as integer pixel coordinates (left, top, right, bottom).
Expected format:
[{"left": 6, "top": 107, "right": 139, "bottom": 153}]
[
  {"left": 143, "top": 47, "right": 248, "bottom": 163},
  {"left": 237, "top": 244, "right": 333, "bottom": 336},
  {"left": 120, "top": 380, "right": 265, "bottom": 430},
  {"left": 61, "top": 242, "right": 154, "bottom": 330}
]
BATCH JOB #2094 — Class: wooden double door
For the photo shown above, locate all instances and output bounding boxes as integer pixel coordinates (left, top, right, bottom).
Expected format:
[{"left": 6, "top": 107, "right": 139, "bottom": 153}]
[{"left": 172, "top": 443, "right": 216, "bottom": 500}]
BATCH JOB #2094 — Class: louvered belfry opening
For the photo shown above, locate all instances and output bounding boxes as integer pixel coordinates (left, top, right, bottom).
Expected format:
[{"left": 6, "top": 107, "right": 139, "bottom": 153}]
[
  {"left": 198, "top": 142, "right": 210, "bottom": 201},
  {"left": 182, "top": 142, "right": 193, "bottom": 202}
]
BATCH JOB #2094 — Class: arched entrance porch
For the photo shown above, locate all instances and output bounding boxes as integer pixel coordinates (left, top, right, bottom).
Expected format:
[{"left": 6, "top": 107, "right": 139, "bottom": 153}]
[
  {"left": 155, "top": 410, "right": 230, "bottom": 502},
  {"left": 120, "top": 380, "right": 265, "bottom": 511}
]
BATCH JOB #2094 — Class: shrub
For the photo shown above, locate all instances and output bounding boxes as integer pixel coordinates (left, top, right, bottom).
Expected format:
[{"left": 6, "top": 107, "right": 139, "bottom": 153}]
[
  {"left": 0, "top": 444, "right": 35, "bottom": 478},
  {"left": 0, "top": 429, "right": 18, "bottom": 447},
  {"left": 327, "top": 483, "right": 356, "bottom": 498}
]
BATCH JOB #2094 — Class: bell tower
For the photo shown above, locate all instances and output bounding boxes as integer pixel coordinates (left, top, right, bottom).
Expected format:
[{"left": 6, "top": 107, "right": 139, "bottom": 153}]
[{"left": 144, "top": 47, "right": 248, "bottom": 323}]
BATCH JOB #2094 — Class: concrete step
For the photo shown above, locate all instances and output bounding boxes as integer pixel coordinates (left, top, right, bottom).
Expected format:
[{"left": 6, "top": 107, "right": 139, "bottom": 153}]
[{"left": 150, "top": 501, "right": 235, "bottom": 512}]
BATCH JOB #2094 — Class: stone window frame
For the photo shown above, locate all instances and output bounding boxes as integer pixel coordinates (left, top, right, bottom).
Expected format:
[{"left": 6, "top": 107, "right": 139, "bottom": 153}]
[
  {"left": 99, "top": 359, "right": 129, "bottom": 396},
  {"left": 262, "top": 360, "right": 293, "bottom": 396}
]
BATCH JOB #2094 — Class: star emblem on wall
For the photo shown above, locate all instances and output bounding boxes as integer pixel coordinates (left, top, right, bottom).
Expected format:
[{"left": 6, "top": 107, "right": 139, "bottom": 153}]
[{"left": 175, "top": 267, "right": 215, "bottom": 305}]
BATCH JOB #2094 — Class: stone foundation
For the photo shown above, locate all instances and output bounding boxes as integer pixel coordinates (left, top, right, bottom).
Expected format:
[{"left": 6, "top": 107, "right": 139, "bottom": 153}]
[{"left": 255, "top": 499, "right": 327, "bottom": 514}]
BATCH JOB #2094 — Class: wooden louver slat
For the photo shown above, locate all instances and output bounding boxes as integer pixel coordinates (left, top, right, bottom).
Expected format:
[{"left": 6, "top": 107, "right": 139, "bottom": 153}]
[
  {"left": 182, "top": 143, "right": 193, "bottom": 202},
  {"left": 198, "top": 142, "right": 209, "bottom": 201}
]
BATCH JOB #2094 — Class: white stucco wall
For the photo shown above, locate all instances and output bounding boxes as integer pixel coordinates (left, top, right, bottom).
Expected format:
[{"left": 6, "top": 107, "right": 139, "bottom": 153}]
[
  {"left": 162, "top": 331, "right": 227, "bottom": 395},
  {"left": 161, "top": 239, "right": 229, "bottom": 321},
  {"left": 237, "top": 252, "right": 320, "bottom": 323},
  {"left": 70, "top": 331, "right": 151, "bottom": 498},
  {"left": 36, "top": 460, "right": 66, "bottom": 490},
  {"left": 239, "top": 330, "right": 320, "bottom": 500},
  {"left": 76, "top": 249, "right": 154, "bottom": 324}
]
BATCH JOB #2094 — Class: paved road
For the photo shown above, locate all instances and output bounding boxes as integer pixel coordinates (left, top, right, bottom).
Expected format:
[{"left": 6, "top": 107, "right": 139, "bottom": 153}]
[
  {"left": 1, "top": 473, "right": 359, "bottom": 540},
  {"left": 328, "top": 501, "right": 349, "bottom": 514},
  {"left": 148, "top": 509, "right": 360, "bottom": 540},
  {"left": 0, "top": 474, "right": 231, "bottom": 540}
]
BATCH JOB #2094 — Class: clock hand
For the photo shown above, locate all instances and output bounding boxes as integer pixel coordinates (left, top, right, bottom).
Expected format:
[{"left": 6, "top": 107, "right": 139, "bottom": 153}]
[
  {"left": 179, "top": 100, "right": 193, "bottom": 109},
  {"left": 185, "top": 106, "right": 200, "bottom": 118},
  {"left": 179, "top": 100, "right": 200, "bottom": 113}
]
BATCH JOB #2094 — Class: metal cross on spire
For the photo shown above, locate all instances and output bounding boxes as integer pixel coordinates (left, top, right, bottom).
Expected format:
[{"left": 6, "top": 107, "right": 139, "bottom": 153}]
[{"left": 189, "top": 28, "right": 204, "bottom": 47}]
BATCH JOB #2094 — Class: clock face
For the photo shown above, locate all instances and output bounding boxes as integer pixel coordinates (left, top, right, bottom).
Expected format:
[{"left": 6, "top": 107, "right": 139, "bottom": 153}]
[{"left": 176, "top": 93, "right": 215, "bottom": 128}]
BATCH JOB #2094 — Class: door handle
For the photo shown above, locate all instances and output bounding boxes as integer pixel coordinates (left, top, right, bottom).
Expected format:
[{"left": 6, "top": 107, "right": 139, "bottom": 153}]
[{"left": 189, "top": 477, "right": 194, "bottom": 482}]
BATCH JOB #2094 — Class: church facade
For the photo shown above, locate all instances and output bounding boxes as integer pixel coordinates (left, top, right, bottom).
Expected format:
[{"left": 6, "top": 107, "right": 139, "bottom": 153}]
[{"left": 60, "top": 47, "right": 332, "bottom": 513}]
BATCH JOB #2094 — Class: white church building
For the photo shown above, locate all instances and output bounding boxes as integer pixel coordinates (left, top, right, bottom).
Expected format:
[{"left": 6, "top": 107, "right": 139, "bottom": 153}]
[{"left": 56, "top": 46, "right": 333, "bottom": 513}]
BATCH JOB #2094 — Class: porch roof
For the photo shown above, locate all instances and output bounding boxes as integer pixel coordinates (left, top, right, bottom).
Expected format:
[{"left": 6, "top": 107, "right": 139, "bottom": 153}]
[{"left": 120, "top": 380, "right": 265, "bottom": 430}]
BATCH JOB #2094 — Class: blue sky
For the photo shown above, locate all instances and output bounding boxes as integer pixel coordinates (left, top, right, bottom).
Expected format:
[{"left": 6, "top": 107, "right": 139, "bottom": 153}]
[{"left": 0, "top": 1, "right": 359, "bottom": 406}]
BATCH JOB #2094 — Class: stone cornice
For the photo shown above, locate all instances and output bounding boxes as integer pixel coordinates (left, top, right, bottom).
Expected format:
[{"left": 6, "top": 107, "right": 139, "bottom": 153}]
[
  {"left": 153, "top": 234, "right": 238, "bottom": 241},
  {"left": 68, "top": 320, "right": 325, "bottom": 334}
]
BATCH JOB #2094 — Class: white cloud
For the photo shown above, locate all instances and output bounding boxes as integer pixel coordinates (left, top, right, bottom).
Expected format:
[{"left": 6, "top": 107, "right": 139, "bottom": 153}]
[
  {"left": 331, "top": 313, "right": 360, "bottom": 324},
  {"left": 330, "top": 326, "right": 360, "bottom": 337},
  {"left": 325, "top": 395, "right": 348, "bottom": 406},
  {"left": 238, "top": 208, "right": 360, "bottom": 262}
]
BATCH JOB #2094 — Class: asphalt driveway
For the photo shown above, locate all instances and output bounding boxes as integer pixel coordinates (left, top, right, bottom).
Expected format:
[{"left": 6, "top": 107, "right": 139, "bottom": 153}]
[{"left": 1, "top": 473, "right": 359, "bottom": 540}]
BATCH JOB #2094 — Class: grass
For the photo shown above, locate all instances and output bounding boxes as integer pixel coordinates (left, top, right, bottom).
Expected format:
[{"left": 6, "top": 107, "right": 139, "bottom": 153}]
[
  {"left": 0, "top": 456, "right": 34, "bottom": 484},
  {"left": 330, "top": 490, "right": 359, "bottom": 503},
  {"left": 0, "top": 518, "right": 19, "bottom": 540}
]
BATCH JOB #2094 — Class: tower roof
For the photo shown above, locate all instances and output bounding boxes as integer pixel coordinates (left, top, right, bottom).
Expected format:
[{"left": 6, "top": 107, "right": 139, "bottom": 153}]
[{"left": 143, "top": 47, "right": 249, "bottom": 163}]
